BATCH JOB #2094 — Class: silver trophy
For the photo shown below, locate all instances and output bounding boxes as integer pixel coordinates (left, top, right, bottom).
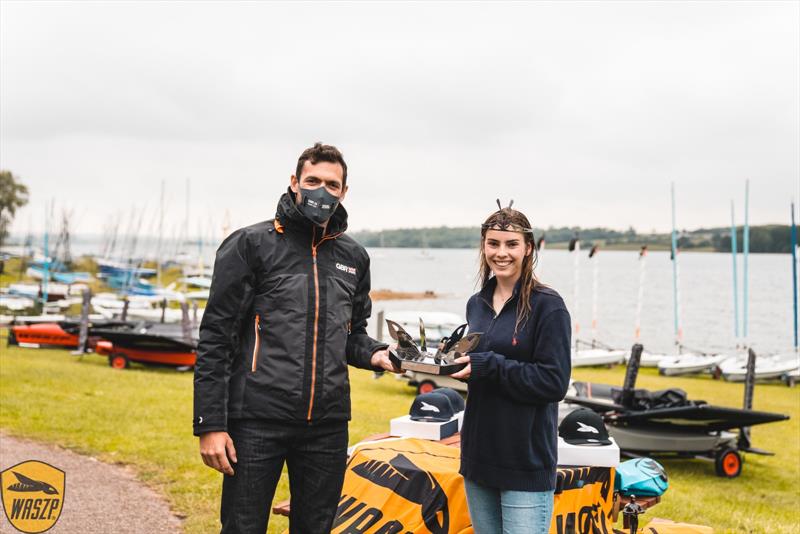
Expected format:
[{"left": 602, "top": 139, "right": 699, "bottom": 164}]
[{"left": 386, "top": 318, "right": 481, "bottom": 376}]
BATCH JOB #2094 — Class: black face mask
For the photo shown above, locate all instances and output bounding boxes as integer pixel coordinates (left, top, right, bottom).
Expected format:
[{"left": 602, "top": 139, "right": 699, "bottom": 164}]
[{"left": 297, "top": 186, "right": 340, "bottom": 226}]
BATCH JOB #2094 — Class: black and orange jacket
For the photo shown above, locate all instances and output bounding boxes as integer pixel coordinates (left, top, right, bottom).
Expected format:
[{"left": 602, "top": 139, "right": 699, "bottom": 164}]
[{"left": 193, "top": 190, "right": 387, "bottom": 435}]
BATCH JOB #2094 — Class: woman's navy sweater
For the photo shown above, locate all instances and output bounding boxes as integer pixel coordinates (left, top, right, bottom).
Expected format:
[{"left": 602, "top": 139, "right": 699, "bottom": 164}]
[{"left": 459, "top": 278, "right": 572, "bottom": 492}]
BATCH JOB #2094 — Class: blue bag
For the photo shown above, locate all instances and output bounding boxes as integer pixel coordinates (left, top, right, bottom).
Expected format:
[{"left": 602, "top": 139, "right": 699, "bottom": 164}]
[{"left": 614, "top": 458, "right": 669, "bottom": 497}]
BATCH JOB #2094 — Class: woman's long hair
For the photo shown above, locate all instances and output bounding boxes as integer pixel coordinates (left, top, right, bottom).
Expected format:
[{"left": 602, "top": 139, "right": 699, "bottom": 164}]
[{"left": 478, "top": 208, "right": 541, "bottom": 338}]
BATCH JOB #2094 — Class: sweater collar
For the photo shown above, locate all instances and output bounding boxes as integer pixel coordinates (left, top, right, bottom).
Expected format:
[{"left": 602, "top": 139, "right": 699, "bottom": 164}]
[{"left": 479, "top": 276, "right": 522, "bottom": 308}]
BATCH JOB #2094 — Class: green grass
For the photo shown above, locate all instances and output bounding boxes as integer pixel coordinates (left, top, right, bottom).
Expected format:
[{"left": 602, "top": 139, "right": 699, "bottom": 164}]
[
  {"left": 0, "top": 338, "right": 416, "bottom": 533},
  {"left": 1, "top": 339, "right": 798, "bottom": 533}
]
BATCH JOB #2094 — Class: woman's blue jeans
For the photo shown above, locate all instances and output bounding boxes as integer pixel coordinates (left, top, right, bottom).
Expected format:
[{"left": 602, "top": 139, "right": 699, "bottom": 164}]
[{"left": 464, "top": 478, "right": 554, "bottom": 534}]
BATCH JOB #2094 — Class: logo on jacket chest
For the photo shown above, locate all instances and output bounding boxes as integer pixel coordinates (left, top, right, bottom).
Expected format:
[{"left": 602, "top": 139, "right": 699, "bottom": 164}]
[{"left": 336, "top": 263, "right": 357, "bottom": 276}]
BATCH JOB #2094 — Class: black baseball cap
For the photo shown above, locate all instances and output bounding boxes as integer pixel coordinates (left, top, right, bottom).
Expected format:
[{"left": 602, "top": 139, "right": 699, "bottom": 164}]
[
  {"left": 410, "top": 392, "right": 456, "bottom": 422},
  {"left": 558, "top": 408, "right": 612, "bottom": 446},
  {"left": 436, "top": 388, "right": 465, "bottom": 412}
]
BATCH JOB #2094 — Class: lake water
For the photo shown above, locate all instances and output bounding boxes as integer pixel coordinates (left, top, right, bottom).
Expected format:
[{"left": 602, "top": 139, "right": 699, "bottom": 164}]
[
  {"left": 15, "top": 237, "right": 796, "bottom": 355},
  {"left": 367, "top": 247, "right": 797, "bottom": 356}
]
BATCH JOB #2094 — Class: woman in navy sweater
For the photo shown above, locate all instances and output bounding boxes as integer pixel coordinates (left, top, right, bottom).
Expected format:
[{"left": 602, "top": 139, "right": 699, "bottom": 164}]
[{"left": 450, "top": 205, "right": 572, "bottom": 533}]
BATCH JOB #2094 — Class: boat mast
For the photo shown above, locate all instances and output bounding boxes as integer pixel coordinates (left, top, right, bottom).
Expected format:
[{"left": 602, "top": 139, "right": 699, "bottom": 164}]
[
  {"left": 670, "top": 182, "right": 682, "bottom": 354},
  {"left": 571, "top": 233, "right": 580, "bottom": 351},
  {"left": 197, "top": 219, "right": 204, "bottom": 276},
  {"left": 42, "top": 200, "right": 52, "bottom": 306},
  {"left": 222, "top": 208, "right": 231, "bottom": 241},
  {"left": 589, "top": 245, "right": 599, "bottom": 347},
  {"left": 157, "top": 179, "right": 165, "bottom": 287},
  {"left": 731, "top": 200, "right": 739, "bottom": 349},
  {"left": 634, "top": 245, "right": 647, "bottom": 341},
  {"left": 184, "top": 177, "right": 190, "bottom": 264},
  {"left": 535, "top": 234, "right": 545, "bottom": 279},
  {"left": 743, "top": 180, "right": 750, "bottom": 348},
  {"left": 791, "top": 201, "right": 798, "bottom": 351}
]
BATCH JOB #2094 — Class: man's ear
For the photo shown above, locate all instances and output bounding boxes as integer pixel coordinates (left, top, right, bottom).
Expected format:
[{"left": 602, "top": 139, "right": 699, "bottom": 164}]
[
  {"left": 338, "top": 184, "right": 349, "bottom": 203},
  {"left": 290, "top": 175, "right": 299, "bottom": 194}
]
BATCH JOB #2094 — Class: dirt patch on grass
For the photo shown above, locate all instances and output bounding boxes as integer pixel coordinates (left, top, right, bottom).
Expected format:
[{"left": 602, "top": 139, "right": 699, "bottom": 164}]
[{"left": 370, "top": 289, "right": 438, "bottom": 301}]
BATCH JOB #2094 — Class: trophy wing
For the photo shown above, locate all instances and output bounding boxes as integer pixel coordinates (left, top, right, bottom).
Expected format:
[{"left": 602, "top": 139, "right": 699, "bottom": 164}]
[
  {"left": 386, "top": 319, "right": 422, "bottom": 360},
  {"left": 450, "top": 332, "right": 481, "bottom": 355},
  {"left": 442, "top": 323, "right": 467, "bottom": 353}
]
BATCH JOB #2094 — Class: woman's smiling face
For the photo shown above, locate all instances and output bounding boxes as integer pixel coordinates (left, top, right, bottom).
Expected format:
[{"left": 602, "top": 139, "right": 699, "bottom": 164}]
[{"left": 482, "top": 228, "right": 532, "bottom": 282}]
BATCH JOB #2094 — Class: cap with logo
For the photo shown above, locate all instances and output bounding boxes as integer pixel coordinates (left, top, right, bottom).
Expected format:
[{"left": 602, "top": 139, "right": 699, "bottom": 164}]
[
  {"left": 435, "top": 387, "right": 465, "bottom": 412},
  {"left": 558, "top": 408, "right": 612, "bottom": 446},
  {"left": 409, "top": 392, "right": 456, "bottom": 422}
]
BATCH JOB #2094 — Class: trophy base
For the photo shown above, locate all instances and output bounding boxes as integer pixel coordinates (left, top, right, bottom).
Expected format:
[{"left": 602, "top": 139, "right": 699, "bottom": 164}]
[
  {"left": 389, "top": 349, "right": 467, "bottom": 376},
  {"left": 400, "top": 360, "right": 467, "bottom": 376}
]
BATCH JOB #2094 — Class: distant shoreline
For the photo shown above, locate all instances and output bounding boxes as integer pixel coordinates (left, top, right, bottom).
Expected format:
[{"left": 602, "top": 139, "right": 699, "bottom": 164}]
[
  {"left": 363, "top": 244, "right": 783, "bottom": 254},
  {"left": 350, "top": 224, "right": 794, "bottom": 254}
]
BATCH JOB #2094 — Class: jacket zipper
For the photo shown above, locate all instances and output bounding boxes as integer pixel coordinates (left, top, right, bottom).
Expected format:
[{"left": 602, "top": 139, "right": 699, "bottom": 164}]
[
  {"left": 251, "top": 314, "right": 261, "bottom": 372},
  {"left": 480, "top": 293, "right": 516, "bottom": 340},
  {"left": 306, "top": 227, "right": 343, "bottom": 421}
]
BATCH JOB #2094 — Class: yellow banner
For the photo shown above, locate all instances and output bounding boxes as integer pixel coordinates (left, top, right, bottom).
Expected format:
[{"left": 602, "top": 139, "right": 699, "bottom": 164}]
[
  {"left": 333, "top": 439, "right": 472, "bottom": 534},
  {"left": 328, "top": 438, "right": 615, "bottom": 534},
  {"left": 551, "top": 466, "right": 615, "bottom": 534}
]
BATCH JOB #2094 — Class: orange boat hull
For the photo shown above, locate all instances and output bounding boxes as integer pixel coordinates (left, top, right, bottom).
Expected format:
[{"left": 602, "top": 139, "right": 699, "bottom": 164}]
[
  {"left": 10, "top": 323, "right": 79, "bottom": 348},
  {"left": 96, "top": 340, "right": 196, "bottom": 367}
]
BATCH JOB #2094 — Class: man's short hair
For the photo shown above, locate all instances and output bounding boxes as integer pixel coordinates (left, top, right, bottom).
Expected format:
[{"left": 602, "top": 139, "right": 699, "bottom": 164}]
[{"left": 296, "top": 143, "right": 348, "bottom": 187}]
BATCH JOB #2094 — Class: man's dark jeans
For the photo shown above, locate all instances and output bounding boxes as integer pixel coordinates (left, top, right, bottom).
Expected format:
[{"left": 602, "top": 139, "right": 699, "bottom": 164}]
[{"left": 220, "top": 418, "right": 348, "bottom": 534}]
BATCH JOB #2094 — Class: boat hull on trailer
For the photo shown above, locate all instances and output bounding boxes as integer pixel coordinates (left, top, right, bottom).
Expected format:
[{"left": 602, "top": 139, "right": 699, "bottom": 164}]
[
  {"left": 626, "top": 350, "right": 668, "bottom": 367},
  {"left": 657, "top": 353, "right": 729, "bottom": 376},
  {"left": 8, "top": 322, "right": 79, "bottom": 348},
  {"left": 562, "top": 383, "right": 789, "bottom": 455},
  {"left": 95, "top": 340, "right": 196, "bottom": 367},
  {"left": 92, "top": 325, "right": 197, "bottom": 368},
  {"left": 561, "top": 403, "right": 740, "bottom": 453},
  {"left": 719, "top": 352, "right": 800, "bottom": 382},
  {"left": 7, "top": 319, "right": 135, "bottom": 349},
  {"left": 572, "top": 348, "right": 626, "bottom": 367}
]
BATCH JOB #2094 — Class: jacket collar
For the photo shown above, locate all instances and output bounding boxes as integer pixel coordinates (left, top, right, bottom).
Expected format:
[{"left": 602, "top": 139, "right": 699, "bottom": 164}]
[{"left": 275, "top": 187, "right": 349, "bottom": 237}]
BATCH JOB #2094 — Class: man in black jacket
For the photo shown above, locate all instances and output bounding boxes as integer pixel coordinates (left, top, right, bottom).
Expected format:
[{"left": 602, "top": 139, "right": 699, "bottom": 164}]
[{"left": 193, "top": 143, "right": 397, "bottom": 534}]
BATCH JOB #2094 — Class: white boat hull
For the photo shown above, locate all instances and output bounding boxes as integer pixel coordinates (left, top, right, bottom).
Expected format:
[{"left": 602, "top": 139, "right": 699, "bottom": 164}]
[
  {"left": 657, "top": 353, "right": 729, "bottom": 376},
  {"left": 93, "top": 304, "right": 204, "bottom": 323},
  {"left": 720, "top": 352, "right": 800, "bottom": 381},
  {"left": 624, "top": 350, "right": 668, "bottom": 367},
  {"left": 572, "top": 349, "right": 626, "bottom": 367}
]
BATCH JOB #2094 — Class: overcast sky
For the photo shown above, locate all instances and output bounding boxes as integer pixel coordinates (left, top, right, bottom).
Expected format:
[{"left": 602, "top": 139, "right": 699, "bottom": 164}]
[{"left": 1, "top": 1, "right": 798, "bottom": 240}]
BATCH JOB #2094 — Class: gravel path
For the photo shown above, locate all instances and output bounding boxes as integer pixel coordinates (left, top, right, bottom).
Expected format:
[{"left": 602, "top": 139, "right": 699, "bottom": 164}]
[{"left": 0, "top": 434, "right": 182, "bottom": 533}]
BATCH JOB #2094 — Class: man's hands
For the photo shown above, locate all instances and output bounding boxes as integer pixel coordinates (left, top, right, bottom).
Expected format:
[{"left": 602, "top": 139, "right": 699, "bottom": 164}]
[
  {"left": 199, "top": 431, "right": 237, "bottom": 476},
  {"left": 371, "top": 344, "right": 402, "bottom": 373},
  {"left": 449, "top": 355, "right": 472, "bottom": 380}
]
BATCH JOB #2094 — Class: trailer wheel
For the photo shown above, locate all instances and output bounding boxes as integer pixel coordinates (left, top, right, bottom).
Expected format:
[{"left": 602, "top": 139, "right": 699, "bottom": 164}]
[
  {"left": 715, "top": 448, "right": 742, "bottom": 478},
  {"left": 417, "top": 380, "right": 437, "bottom": 395},
  {"left": 109, "top": 354, "right": 129, "bottom": 370}
]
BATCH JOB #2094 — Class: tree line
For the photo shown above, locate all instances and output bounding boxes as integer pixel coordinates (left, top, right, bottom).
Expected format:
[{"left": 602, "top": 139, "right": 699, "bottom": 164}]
[{"left": 350, "top": 224, "right": 796, "bottom": 253}]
